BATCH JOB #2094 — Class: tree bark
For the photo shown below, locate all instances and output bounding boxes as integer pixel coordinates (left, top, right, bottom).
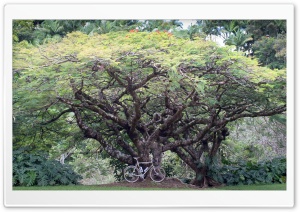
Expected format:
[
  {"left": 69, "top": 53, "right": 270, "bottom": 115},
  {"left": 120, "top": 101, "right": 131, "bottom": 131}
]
[{"left": 190, "top": 165, "right": 222, "bottom": 187}]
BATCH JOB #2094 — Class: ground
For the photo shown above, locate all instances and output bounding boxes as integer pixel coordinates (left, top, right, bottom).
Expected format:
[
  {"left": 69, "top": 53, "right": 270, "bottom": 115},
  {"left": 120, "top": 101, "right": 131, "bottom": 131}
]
[{"left": 97, "top": 177, "right": 202, "bottom": 189}]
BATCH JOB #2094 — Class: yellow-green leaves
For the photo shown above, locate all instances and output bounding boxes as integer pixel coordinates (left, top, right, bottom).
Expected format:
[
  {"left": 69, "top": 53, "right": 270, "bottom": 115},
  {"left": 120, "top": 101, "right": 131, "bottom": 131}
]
[
  {"left": 250, "top": 67, "right": 286, "bottom": 83},
  {"left": 196, "top": 80, "right": 206, "bottom": 94},
  {"left": 13, "top": 30, "right": 286, "bottom": 108}
]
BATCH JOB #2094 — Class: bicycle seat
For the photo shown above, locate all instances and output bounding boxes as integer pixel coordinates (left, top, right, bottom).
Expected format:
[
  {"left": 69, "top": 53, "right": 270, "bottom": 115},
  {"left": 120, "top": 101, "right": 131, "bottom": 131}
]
[{"left": 133, "top": 157, "right": 140, "bottom": 160}]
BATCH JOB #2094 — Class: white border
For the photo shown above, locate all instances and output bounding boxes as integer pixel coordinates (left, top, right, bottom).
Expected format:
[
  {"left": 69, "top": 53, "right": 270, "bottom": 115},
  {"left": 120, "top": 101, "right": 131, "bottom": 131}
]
[{"left": 3, "top": 3, "right": 294, "bottom": 207}]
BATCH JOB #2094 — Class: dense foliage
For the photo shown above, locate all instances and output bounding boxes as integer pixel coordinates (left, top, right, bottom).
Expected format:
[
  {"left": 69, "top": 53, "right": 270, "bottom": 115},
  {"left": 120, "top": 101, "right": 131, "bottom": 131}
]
[
  {"left": 252, "top": 35, "right": 286, "bottom": 69},
  {"left": 13, "top": 149, "right": 82, "bottom": 186},
  {"left": 207, "top": 157, "right": 286, "bottom": 186},
  {"left": 69, "top": 152, "right": 114, "bottom": 185},
  {"left": 200, "top": 20, "right": 286, "bottom": 69},
  {"left": 223, "top": 117, "right": 286, "bottom": 163}
]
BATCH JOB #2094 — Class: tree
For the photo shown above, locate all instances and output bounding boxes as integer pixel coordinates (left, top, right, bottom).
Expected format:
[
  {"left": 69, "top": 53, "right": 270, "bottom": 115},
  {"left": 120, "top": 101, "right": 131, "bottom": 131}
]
[
  {"left": 13, "top": 31, "right": 286, "bottom": 187},
  {"left": 199, "top": 20, "right": 286, "bottom": 65},
  {"left": 224, "top": 117, "right": 286, "bottom": 163},
  {"left": 245, "top": 20, "right": 286, "bottom": 40},
  {"left": 139, "top": 20, "right": 182, "bottom": 32},
  {"left": 224, "top": 29, "right": 253, "bottom": 51},
  {"left": 87, "top": 20, "right": 119, "bottom": 34},
  {"left": 35, "top": 20, "right": 65, "bottom": 37},
  {"left": 13, "top": 20, "right": 35, "bottom": 42},
  {"left": 252, "top": 34, "right": 286, "bottom": 69}
]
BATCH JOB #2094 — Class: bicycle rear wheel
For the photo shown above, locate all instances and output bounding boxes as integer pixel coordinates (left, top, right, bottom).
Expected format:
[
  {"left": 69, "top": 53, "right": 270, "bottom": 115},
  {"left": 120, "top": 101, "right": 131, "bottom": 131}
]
[
  {"left": 124, "top": 166, "right": 139, "bottom": 183},
  {"left": 149, "top": 166, "right": 166, "bottom": 182}
]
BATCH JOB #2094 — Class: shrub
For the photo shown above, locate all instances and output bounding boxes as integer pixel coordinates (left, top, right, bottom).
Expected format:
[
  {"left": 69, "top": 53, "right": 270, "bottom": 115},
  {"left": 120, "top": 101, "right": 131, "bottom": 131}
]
[
  {"left": 109, "top": 157, "right": 127, "bottom": 182},
  {"left": 161, "top": 151, "right": 195, "bottom": 180},
  {"left": 69, "top": 153, "right": 115, "bottom": 185},
  {"left": 13, "top": 149, "right": 82, "bottom": 186},
  {"left": 208, "top": 157, "right": 286, "bottom": 186}
]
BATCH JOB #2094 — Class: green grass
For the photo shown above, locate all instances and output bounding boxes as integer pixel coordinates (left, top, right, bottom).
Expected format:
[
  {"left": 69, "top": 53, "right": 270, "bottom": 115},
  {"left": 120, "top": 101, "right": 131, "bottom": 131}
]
[
  {"left": 13, "top": 185, "right": 192, "bottom": 191},
  {"left": 208, "top": 183, "right": 286, "bottom": 190},
  {"left": 13, "top": 183, "right": 286, "bottom": 191}
]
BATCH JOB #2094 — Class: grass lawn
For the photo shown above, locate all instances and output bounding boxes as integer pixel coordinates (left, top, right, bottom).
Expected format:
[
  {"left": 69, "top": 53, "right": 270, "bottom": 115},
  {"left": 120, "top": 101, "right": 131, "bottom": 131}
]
[
  {"left": 13, "top": 185, "right": 192, "bottom": 191},
  {"left": 13, "top": 183, "right": 286, "bottom": 191},
  {"left": 210, "top": 183, "right": 286, "bottom": 190}
]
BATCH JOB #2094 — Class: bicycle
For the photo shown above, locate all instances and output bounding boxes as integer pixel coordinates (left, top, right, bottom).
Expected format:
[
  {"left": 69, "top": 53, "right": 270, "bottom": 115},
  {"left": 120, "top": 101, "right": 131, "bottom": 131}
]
[{"left": 123, "top": 157, "right": 166, "bottom": 183}]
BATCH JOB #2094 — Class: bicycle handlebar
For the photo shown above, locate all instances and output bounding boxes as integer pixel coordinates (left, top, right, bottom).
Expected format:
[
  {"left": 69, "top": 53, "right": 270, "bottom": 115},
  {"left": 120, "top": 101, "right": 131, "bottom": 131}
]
[{"left": 133, "top": 157, "right": 153, "bottom": 165}]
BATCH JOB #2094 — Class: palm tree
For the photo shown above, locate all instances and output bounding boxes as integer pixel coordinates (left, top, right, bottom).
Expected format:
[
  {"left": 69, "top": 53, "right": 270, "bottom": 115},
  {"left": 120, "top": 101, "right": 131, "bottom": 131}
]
[
  {"left": 36, "top": 20, "right": 65, "bottom": 37},
  {"left": 96, "top": 20, "right": 118, "bottom": 34},
  {"left": 224, "top": 29, "right": 253, "bottom": 51},
  {"left": 221, "top": 20, "right": 240, "bottom": 39},
  {"left": 33, "top": 20, "right": 65, "bottom": 44},
  {"left": 61, "top": 20, "right": 85, "bottom": 33},
  {"left": 139, "top": 20, "right": 182, "bottom": 32},
  {"left": 187, "top": 24, "right": 201, "bottom": 40},
  {"left": 80, "top": 20, "right": 118, "bottom": 35}
]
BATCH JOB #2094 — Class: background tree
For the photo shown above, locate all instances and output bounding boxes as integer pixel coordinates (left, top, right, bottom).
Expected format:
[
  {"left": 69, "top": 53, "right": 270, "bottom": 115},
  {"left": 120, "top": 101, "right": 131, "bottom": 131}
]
[
  {"left": 245, "top": 20, "right": 286, "bottom": 40},
  {"left": 224, "top": 29, "right": 253, "bottom": 51},
  {"left": 138, "top": 20, "right": 182, "bottom": 32},
  {"left": 224, "top": 116, "right": 286, "bottom": 163},
  {"left": 252, "top": 34, "right": 286, "bottom": 69},
  {"left": 199, "top": 21, "right": 285, "bottom": 54},
  {"left": 13, "top": 20, "right": 35, "bottom": 42}
]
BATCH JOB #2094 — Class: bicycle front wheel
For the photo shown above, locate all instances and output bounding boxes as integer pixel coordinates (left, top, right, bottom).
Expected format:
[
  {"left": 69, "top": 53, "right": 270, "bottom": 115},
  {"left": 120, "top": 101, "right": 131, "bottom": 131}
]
[
  {"left": 150, "top": 166, "right": 166, "bottom": 182},
  {"left": 124, "top": 166, "right": 139, "bottom": 183}
]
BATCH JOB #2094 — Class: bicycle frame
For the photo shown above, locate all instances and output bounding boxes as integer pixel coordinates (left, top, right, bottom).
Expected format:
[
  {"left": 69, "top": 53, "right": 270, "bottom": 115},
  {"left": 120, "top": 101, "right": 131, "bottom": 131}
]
[{"left": 133, "top": 158, "right": 154, "bottom": 179}]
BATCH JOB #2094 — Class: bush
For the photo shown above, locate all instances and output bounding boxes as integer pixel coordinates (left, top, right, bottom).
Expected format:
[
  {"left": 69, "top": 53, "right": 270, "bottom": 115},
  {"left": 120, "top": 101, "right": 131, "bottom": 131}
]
[
  {"left": 208, "top": 157, "right": 286, "bottom": 186},
  {"left": 109, "top": 157, "right": 127, "bottom": 182},
  {"left": 69, "top": 152, "right": 115, "bottom": 185},
  {"left": 13, "top": 149, "right": 82, "bottom": 186},
  {"left": 161, "top": 151, "right": 195, "bottom": 179}
]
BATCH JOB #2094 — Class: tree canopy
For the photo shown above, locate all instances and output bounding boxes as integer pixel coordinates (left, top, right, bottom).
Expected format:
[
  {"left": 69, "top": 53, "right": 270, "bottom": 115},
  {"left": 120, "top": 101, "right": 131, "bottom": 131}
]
[{"left": 13, "top": 28, "right": 286, "bottom": 187}]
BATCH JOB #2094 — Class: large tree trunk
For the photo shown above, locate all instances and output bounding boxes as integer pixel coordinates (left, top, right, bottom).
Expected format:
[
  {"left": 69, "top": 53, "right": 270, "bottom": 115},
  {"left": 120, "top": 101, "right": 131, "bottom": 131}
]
[
  {"left": 138, "top": 142, "right": 163, "bottom": 180},
  {"left": 189, "top": 128, "right": 229, "bottom": 187},
  {"left": 151, "top": 142, "right": 163, "bottom": 166},
  {"left": 190, "top": 166, "right": 222, "bottom": 188}
]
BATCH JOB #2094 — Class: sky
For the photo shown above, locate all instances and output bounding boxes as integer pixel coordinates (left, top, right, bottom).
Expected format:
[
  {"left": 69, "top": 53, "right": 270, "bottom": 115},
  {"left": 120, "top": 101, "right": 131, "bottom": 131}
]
[
  {"left": 180, "top": 19, "right": 197, "bottom": 29},
  {"left": 179, "top": 19, "right": 225, "bottom": 46}
]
